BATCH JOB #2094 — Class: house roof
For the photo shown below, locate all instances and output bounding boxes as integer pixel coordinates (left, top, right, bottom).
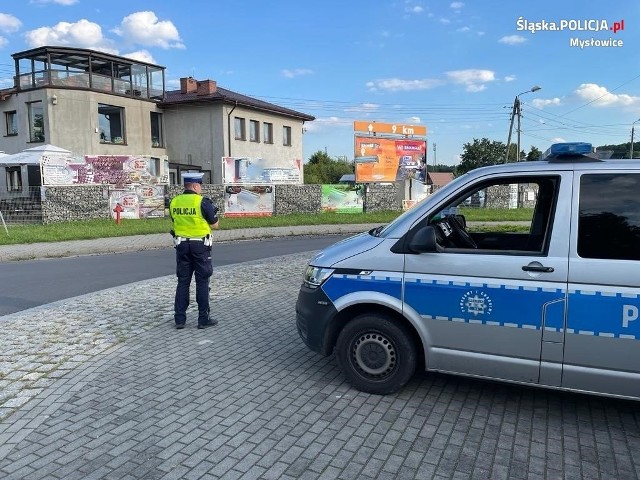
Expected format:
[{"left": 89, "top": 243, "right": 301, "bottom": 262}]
[
  {"left": 161, "top": 85, "right": 315, "bottom": 121},
  {"left": 427, "top": 172, "right": 455, "bottom": 186}
]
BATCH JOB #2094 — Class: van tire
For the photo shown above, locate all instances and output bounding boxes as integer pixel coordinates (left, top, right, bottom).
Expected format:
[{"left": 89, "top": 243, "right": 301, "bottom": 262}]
[{"left": 335, "top": 313, "right": 417, "bottom": 395}]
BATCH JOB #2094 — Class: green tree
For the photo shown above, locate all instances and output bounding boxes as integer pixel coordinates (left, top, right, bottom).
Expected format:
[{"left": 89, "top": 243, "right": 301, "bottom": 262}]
[
  {"left": 456, "top": 138, "right": 508, "bottom": 175},
  {"left": 525, "top": 146, "right": 542, "bottom": 161},
  {"left": 304, "top": 150, "right": 354, "bottom": 184}
]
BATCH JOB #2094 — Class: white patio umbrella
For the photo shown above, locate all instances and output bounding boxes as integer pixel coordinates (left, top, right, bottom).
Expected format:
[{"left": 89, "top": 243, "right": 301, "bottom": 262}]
[{"left": 0, "top": 144, "right": 72, "bottom": 166}]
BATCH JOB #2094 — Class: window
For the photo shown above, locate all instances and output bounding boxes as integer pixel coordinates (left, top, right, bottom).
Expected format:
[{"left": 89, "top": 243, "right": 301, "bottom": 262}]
[
  {"left": 5, "top": 111, "right": 17, "bottom": 136},
  {"left": 578, "top": 174, "right": 640, "bottom": 260},
  {"left": 425, "top": 175, "right": 559, "bottom": 254},
  {"left": 234, "top": 117, "right": 246, "bottom": 140},
  {"left": 249, "top": 120, "right": 260, "bottom": 142},
  {"left": 150, "top": 112, "right": 163, "bottom": 147},
  {"left": 98, "top": 103, "right": 125, "bottom": 144},
  {"left": 6, "top": 166, "right": 22, "bottom": 191},
  {"left": 27, "top": 102, "right": 44, "bottom": 142},
  {"left": 263, "top": 122, "right": 273, "bottom": 144},
  {"left": 283, "top": 125, "right": 292, "bottom": 146}
]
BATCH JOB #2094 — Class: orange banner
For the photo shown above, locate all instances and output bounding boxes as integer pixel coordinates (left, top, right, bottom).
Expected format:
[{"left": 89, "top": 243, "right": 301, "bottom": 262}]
[
  {"left": 353, "top": 121, "right": 427, "bottom": 136},
  {"left": 354, "top": 137, "right": 426, "bottom": 182}
]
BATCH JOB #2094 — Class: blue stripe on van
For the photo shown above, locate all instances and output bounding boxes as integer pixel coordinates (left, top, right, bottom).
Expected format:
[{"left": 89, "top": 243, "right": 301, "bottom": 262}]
[
  {"left": 568, "top": 290, "right": 640, "bottom": 339},
  {"left": 322, "top": 274, "right": 402, "bottom": 303},
  {"left": 404, "top": 278, "right": 564, "bottom": 331}
]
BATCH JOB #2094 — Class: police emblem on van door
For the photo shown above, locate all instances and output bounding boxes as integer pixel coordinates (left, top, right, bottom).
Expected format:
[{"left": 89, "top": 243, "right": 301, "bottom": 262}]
[{"left": 460, "top": 290, "right": 493, "bottom": 317}]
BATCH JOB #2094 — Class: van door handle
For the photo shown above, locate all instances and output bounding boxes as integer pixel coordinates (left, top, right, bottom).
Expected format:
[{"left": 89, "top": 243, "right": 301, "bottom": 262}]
[{"left": 522, "top": 265, "right": 554, "bottom": 273}]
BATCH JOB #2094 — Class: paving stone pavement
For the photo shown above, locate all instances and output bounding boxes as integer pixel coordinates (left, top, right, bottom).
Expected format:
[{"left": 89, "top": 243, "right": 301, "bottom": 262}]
[{"left": 0, "top": 245, "right": 639, "bottom": 478}]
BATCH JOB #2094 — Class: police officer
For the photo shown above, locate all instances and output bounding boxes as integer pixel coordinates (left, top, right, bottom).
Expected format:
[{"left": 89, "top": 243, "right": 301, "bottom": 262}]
[{"left": 170, "top": 172, "right": 220, "bottom": 329}]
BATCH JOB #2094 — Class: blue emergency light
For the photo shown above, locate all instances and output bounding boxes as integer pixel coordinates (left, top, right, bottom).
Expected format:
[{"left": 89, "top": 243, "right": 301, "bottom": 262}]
[{"left": 541, "top": 142, "right": 594, "bottom": 161}]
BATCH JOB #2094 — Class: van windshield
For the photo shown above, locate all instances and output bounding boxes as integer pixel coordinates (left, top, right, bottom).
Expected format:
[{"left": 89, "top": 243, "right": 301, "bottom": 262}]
[{"left": 373, "top": 173, "right": 471, "bottom": 238}]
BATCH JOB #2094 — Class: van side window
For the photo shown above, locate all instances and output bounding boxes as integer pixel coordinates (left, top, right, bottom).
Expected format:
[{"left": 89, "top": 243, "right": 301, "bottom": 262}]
[
  {"left": 578, "top": 174, "right": 640, "bottom": 260},
  {"left": 428, "top": 176, "right": 559, "bottom": 254}
]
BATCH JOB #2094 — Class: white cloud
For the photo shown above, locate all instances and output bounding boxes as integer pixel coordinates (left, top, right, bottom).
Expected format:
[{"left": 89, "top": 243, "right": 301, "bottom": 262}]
[
  {"left": 25, "top": 19, "right": 117, "bottom": 53},
  {"left": 0, "top": 13, "right": 22, "bottom": 33},
  {"left": 409, "top": 116, "right": 421, "bottom": 123},
  {"left": 282, "top": 68, "right": 313, "bottom": 79},
  {"left": 30, "top": 0, "right": 78, "bottom": 5},
  {"left": 123, "top": 49, "right": 156, "bottom": 64},
  {"left": 344, "top": 103, "right": 379, "bottom": 114},
  {"left": 574, "top": 83, "right": 640, "bottom": 107},
  {"left": 504, "top": 75, "right": 516, "bottom": 82},
  {"left": 551, "top": 137, "right": 566, "bottom": 143},
  {"left": 531, "top": 98, "right": 562, "bottom": 108},
  {"left": 440, "top": 18, "right": 451, "bottom": 24},
  {"left": 457, "top": 26, "right": 470, "bottom": 32},
  {"left": 304, "top": 116, "right": 346, "bottom": 133},
  {"left": 0, "top": 36, "right": 7, "bottom": 48},
  {"left": 366, "top": 78, "right": 443, "bottom": 92},
  {"left": 450, "top": 2, "right": 464, "bottom": 10},
  {"left": 499, "top": 35, "right": 526, "bottom": 45},
  {"left": 446, "top": 69, "right": 495, "bottom": 92},
  {"left": 466, "top": 84, "right": 486, "bottom": 93},
  {"left": 113, "top": 11, "right": 184, "bottom": 49},
  {"left": 405, "top": 4, "right": 424, "bottom": 14}
]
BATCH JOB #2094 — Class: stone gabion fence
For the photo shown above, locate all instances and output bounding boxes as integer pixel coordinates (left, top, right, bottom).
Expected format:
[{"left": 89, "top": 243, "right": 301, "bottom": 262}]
[{"left": 40, "top": 182, "right": 403, "bottom": 224}]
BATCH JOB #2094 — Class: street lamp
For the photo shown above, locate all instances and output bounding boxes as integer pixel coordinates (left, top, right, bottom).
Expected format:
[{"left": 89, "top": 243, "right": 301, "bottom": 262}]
[
  {"left": 505, "top": 85, "right": 541, "bottom": 162},
  {"left": 630, "top": 118, "right": 640, "bottom": 159}
]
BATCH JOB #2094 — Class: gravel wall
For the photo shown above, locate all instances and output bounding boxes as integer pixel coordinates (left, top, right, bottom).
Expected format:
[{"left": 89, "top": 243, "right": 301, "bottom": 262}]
[{"left": 41, "top": 182, "right": 404, "bottom": 223}]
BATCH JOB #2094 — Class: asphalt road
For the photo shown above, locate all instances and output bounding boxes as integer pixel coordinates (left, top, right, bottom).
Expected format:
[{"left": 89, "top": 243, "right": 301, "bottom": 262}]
[{"left": 0, "top": 235, "right": 348, "bottom": 316}]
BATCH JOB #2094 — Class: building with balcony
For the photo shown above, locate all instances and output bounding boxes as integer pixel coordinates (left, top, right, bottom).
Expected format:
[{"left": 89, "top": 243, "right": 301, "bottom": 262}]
[{"left": 0, "top": 45, "right": 315, "bottom": 191}]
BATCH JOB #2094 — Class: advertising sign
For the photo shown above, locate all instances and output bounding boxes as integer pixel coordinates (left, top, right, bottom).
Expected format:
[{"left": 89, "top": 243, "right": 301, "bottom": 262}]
[
  {"left": 222, "top": 157, "right": 302, "bottom": 184},
  {"left": 41, "top": 155, "right": 167, "bottom": 186},
  {"left": 223, "top": 184, "right": 274, "bottom": 217},
  {"left": 321, "top": 184, "right": 364, "bottom": 213},
  {"left": 109, "top": 185, "right": 165, "bottom": 219},
  {"left": 109, "top": 188, "right": 140, "bottom": 220},
  {"left": 354, "top": 137, "right": 426, "bottom": 183},
  {"left": 353, "top": 121, "right": 427, "bottom": 136}
]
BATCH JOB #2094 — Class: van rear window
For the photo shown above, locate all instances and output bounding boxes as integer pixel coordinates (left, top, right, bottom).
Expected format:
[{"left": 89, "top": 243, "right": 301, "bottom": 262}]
[{"left": 578, "top": 174, "right": 640, "bottom": 260}]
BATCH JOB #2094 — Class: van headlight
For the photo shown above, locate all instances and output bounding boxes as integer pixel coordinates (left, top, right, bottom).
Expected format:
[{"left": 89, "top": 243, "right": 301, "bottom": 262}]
[{"left": 303, "top": 266, "right": 334, "bottom": 289}]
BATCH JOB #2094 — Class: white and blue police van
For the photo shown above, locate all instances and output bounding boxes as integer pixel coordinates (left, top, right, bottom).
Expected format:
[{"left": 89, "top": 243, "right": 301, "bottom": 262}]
[{"left": 296, "top": 143, "right": 640, "bottom": 398}]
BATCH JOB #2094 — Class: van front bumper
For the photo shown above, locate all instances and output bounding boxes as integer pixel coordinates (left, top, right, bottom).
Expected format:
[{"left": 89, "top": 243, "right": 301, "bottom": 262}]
[{"left": 295, "top": 285, "right": 338, "bottom": 356}]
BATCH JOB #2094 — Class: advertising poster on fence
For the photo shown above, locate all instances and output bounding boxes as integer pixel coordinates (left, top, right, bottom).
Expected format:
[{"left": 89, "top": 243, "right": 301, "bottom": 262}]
[
  {"left": 222, "top": 157, "right": 302, "bottom": 184},
  {"left": 109, "top": 188, "right": 140, "bottom": 220},
  {"left": 321, "top": 184, "right": 364, "bottom": 213},
  {"left": 354, "top": 137, "right": 426, "bottom": 183},
  {"left": 223, "top": 185, "right": 274, "bottom": 217},
  {"left": 41, "top": 155, "right": 167, "bottom": 186},
  {"left": 108, "top": 185, "right": 165, "bottom": 220}
]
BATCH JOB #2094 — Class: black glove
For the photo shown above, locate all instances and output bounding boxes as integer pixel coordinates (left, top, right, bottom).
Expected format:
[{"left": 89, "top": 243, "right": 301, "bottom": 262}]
[{"left": 170, "top": 229, "right": 175, "bottom": 238}]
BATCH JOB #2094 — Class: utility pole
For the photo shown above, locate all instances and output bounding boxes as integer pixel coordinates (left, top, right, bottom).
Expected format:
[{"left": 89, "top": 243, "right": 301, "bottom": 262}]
[
  {"left": 433, "top": 142, "right": 437, "bottom": 169},
  {"left": 630, "top": 119, "right": 640, "bottom": 159},
  {"left": 505, "top": 86, "right": 541, "bottom": 162}
]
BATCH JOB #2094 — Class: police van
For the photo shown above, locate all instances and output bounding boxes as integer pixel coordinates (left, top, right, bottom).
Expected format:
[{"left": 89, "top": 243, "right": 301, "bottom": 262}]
[{"left": 296, "top": 143, "right": 640, "bottom": 398}]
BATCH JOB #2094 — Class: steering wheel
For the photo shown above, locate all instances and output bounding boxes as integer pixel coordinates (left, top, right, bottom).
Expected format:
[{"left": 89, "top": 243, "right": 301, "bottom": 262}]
[{"left": 446, "top": 214, "right": 477, "bottom": 248}]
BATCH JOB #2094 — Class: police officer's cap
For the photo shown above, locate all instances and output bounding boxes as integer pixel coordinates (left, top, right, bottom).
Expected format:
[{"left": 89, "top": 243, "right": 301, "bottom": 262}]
[{"left": 182, "top": 172, "right": 204, "bottom": 184}]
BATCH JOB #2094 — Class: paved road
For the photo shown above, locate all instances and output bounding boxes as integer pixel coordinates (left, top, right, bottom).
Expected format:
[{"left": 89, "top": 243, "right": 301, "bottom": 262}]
[
  {"left": 0, "top": 235, "right": 349, "bottom": 316},
  {"left": 0, "top": 226, "right": 638, "bottom": 479}
]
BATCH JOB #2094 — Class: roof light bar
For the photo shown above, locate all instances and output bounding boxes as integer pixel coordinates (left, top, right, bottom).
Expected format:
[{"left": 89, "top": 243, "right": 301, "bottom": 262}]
[{"left": 541, "top": 142, "right": 594, "bottom": 161}]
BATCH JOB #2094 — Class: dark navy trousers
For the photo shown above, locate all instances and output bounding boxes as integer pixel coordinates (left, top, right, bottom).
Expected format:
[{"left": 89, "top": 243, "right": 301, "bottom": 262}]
[{"left": 174, "top": 240, "right": 213, "bottom": 325}]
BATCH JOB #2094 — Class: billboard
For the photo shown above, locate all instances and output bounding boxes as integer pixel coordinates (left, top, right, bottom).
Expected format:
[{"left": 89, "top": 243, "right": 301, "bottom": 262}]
[
  {"left": 41, "top": 155, "right": 167, "bottom": 186},
  {"left": 354, "top": 137, "right": 426, "bottom": 182},
  {"left": 222, "top": 157, "right": 302, "bottom": 184},
  {"left": 223, "top": 185, "right": 274, "bottom": 217},
  {"left": 321, "top": 184, "right": 364, "bottom": 213},
  {"left": 109, "top": 185, "right": 165, "bottom": 220}
]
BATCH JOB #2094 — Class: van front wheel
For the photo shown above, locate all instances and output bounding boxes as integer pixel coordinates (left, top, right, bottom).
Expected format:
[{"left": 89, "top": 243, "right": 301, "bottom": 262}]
[{"left": 335, "top": 313, "right": 417, "bottom": 395}]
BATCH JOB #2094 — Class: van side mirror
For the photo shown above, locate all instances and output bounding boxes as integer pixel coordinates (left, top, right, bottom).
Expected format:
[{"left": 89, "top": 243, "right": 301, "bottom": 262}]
[{"left": 408, "top": 226, "right": 438, "bottom": 253}]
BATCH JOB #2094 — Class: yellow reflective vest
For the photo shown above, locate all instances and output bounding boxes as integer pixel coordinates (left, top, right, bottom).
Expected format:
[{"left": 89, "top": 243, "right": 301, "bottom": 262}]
[{"left": 170, "top": 193, "right": 211, "bottom": 238}]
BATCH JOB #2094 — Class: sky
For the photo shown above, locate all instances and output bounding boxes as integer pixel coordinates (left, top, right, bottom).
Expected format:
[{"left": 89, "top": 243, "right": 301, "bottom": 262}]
[{"left": 0, "top": 0, "right": 639, "bottom": 166}]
